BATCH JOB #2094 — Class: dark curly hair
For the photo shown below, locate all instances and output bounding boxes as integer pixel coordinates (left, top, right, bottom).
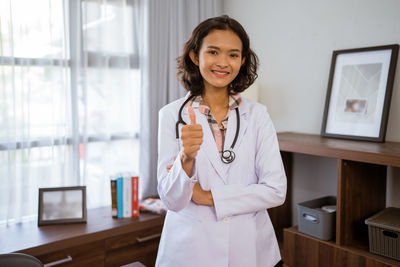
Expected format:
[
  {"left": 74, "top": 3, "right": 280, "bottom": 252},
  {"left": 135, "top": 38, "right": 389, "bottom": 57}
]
[{"left": 177, "top": 15, "right": 259, "bottom": 96}]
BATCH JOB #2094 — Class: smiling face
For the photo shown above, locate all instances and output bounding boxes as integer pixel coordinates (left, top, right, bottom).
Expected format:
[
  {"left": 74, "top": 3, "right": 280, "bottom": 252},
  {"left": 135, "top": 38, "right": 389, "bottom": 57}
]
[{"left": 190, "top": 29, "right": 245, "bottom": 94}]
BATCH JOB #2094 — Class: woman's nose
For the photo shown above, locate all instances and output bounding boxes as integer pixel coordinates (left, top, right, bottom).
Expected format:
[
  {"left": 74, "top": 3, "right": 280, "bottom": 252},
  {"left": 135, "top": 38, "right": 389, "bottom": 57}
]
[{"left": 216, "top": 55, "right": 228, "bottom": 68}]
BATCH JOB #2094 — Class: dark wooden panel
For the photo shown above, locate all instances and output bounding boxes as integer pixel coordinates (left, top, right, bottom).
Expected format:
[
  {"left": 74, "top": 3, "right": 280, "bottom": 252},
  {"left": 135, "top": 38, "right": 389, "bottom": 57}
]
[
  {"left": 104, "top": 220, "right": 163, "bottom": 267},
  {"left": 283, "top": 226, "right": 296, "bottom": 267},
  {"left": 105, "top": 237, "right": 160, "bottom": 267},
  {"left": 283, "top": 227, "right": 399, "bottom": 267},
  {"left": 337, "top": 160, "right": 386, "bottom": 247},
  {"left": 105, "top": 224, "right": 162, "bottom": 251},
  {"left": 318, "top": 241, "right": 336, "bottom": 267},
  {"left": 284, "top": 227, "right": 319, "bottom": 266},
  {"left": 277, "top": 132, "right": 400, "bottom": 167},
  {"left": 268, "top": 151, "right": 293, "bottom": 242},
  {"left": 37, "top": 240, "right": 104, "bottom": 267}
]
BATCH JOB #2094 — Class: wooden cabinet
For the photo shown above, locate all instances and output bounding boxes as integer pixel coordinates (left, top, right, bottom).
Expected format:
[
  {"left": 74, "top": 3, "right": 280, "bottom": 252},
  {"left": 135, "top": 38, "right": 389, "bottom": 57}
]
[
  {"left": 1, "top": 207, "right": 164, "bottom": 267},
  {"left": 270, "top": 132, "right": 400, "bottom": 267},
  {"left": 105, "top": 223, "right": 163, "bottom": 266}
]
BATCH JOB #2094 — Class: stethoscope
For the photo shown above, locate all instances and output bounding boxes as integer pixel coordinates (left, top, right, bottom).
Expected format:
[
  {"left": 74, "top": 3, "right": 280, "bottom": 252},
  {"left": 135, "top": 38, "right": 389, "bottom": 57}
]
[{"left": 175, "top": 94, "right": 240, "bottom": 164}]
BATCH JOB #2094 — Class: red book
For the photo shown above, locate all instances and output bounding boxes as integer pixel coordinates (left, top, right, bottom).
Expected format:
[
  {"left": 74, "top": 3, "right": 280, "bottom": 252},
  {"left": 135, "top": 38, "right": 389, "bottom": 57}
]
[{"left": 131, "top": 175, "right": 139, "bottom": 216}]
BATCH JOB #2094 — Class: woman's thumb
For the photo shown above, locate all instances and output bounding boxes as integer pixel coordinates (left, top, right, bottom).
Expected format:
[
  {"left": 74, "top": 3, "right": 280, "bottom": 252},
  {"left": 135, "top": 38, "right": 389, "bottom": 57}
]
[{"left": 188, "top": 106, "right": 196, "bottom": 124}]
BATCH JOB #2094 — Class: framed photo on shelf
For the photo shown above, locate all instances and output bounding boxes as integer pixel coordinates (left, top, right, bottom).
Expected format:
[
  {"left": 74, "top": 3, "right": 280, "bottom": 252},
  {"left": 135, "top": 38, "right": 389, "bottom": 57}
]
[
  {"left": 321, "top": 44, "right": 399, "bottom": 142},
  {"left": 38, "top": 186, "right": 87, "bottom": 226}
]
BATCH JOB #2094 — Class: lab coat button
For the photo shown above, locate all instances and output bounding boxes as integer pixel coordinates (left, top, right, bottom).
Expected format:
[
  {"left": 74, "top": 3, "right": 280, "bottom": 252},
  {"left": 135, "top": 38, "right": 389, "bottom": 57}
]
[{"left": 223, "top": 217, "right": 229, "bottom": 222}]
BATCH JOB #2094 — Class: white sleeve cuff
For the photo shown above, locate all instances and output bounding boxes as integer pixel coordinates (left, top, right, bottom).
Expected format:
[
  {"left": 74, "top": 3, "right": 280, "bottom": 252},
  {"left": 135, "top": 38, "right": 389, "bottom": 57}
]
[{"left": 176, "top": 151, "right": 198, "bottom": 183}]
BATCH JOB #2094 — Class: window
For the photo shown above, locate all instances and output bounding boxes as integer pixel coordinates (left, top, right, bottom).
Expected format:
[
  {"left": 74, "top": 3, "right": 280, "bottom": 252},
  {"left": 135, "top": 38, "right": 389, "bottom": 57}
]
[{"left": 0, "top": 0, "right": 141, "bottom": 224}]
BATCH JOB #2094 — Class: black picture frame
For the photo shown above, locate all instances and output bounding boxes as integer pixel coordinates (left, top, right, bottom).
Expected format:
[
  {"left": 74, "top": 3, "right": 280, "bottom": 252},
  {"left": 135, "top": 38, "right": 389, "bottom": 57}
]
[
  {"left": 38, "top": 186, "right": 87, "bottom": 226},
  {"left": 321, "top": 44, "right": 399, "bottom": 142}
]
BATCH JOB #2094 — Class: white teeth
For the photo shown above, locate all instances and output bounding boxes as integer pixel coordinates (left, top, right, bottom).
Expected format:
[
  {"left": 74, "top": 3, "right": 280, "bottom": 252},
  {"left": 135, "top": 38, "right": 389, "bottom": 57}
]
[{"left": 213, "top": 71, "right": 228, "bottom": 74}]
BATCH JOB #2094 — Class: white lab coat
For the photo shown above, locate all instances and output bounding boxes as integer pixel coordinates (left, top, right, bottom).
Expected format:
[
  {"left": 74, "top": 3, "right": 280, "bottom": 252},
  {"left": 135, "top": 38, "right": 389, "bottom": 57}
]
[{"left": 155, "top": 94, "right": 287, "bottom": 267}]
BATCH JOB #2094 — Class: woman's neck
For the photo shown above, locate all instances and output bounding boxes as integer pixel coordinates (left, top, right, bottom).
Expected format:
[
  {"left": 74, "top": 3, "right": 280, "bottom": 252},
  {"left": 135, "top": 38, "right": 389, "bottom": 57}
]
[
  {"left": 202, "top": 89, "right": 229, "bottom": 110},
  {"left": 202, "top": 88, "right": 229, "bottom": 126}
]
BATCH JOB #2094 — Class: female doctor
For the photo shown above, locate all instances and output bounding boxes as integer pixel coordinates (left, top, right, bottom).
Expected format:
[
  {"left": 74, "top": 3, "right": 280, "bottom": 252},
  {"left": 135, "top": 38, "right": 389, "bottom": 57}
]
[{"left": 156, "top": 15, "right": 287, "bottom": 267}]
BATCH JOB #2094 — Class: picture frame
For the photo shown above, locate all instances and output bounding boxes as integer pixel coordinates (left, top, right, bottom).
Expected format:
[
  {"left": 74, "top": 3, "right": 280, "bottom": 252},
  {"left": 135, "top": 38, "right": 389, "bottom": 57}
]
[
  {"left": 38, "top": 186, "right": 87, "bottom": 226},
  {"left": 321, "top": 44, "right": 399, "bottom": 142}
]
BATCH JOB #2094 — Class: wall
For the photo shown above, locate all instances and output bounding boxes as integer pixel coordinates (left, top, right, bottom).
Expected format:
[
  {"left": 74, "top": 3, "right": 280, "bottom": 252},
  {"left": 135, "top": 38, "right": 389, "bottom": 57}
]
[{"left": 223, "top": 0, "right": 400, "bottom": 224}]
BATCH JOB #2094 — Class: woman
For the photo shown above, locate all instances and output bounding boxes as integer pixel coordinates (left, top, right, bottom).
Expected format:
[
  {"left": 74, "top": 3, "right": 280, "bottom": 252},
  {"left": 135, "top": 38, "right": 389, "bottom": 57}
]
[{"left": 156, "top": 15, "right": 287, "bottom": 267}]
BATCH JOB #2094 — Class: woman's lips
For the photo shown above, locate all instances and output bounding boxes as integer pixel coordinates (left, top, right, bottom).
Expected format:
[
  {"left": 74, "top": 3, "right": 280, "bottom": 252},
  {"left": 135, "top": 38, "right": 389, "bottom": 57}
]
[{"left": 212, "top": 70, "right": 229, "bottom": 77}]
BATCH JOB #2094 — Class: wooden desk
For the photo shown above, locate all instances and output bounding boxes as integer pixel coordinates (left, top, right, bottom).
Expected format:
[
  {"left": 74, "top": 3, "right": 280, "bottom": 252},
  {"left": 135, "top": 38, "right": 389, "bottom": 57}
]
[
  {"left": 275, "top": 132, "right": 400, "bottom": 267},
  {"left": 1, "top": 207, "right": 164, "bottom": 267}
]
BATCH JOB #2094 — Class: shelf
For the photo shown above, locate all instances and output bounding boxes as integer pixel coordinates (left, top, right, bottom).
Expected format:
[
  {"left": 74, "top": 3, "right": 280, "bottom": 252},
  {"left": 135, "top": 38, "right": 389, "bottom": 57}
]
[
  {"left": 278, "top": 132, "right": 400, "bottom": 167},
  {"left": 284, "top": 227, "right": 400, "bottom": 267},
  {"left": 275, "top": 132, "right": 400, "bottom": 267}
]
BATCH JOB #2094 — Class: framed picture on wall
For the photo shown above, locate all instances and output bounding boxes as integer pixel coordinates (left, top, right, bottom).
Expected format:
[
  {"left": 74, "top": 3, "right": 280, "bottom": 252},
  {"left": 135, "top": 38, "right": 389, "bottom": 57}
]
[
  {"left": 38, "top": 186, "right": 87, "bottom": 226},
  {"left": 321, "top": 44, "right": 399, "bottom": 142}
]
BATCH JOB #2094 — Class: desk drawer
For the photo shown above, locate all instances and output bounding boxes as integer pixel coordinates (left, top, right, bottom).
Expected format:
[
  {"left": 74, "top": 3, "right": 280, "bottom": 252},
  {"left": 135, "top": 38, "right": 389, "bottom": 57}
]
[
  {"left": 105, "top": 225, "right": 162, "bottom": 267},
  {"left": 37, "top": 240, "right": 104, "bottom": 267}
]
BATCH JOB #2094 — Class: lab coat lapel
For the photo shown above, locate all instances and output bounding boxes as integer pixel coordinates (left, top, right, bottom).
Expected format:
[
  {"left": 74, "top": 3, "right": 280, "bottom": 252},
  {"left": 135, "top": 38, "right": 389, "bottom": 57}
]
[{"left": 197, "top": 110, "right": 229, "bottom": 183}]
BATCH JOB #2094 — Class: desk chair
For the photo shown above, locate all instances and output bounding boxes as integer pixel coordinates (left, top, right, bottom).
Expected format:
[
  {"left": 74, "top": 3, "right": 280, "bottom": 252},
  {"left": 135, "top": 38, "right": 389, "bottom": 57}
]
[{"left": 0, "top": 253, "right": 44, "bottom": 267}]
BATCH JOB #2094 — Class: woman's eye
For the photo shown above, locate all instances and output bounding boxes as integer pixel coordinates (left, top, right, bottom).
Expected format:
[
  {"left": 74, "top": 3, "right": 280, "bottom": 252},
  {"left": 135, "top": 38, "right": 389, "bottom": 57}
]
[
  {"left": 208, "top": 50, "right": 217, "bottom": 55},
  {"left": 230, "top": 54, "right": 240, "bottom": 58}
]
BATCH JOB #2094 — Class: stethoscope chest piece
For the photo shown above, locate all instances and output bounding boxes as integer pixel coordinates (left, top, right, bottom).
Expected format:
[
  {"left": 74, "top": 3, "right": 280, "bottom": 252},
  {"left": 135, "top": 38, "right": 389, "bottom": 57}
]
[{"left": 221, "top": 149, "right": 235, "bottom": 164}]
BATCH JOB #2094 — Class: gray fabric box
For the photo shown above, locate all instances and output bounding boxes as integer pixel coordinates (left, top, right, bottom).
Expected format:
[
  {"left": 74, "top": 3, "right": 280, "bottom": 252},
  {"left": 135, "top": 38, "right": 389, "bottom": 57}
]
[
  {"left": 365, "top": 207, "right": 400, "bottom": 261},
  {"left": 297, "top": 196, "right": 336, "bottom": 241}
]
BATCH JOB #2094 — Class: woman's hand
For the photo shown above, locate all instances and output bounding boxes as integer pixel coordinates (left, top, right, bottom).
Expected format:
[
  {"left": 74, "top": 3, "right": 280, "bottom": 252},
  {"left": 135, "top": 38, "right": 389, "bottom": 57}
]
[
  {"left": 180, "top": 106, "right": 203, "bottom": 176},
  {"left": 181, "top": 106, "right": 203, "bottom": 160},
  {"left": 192, "top": 183, "right": 214, "bottom": 206}
]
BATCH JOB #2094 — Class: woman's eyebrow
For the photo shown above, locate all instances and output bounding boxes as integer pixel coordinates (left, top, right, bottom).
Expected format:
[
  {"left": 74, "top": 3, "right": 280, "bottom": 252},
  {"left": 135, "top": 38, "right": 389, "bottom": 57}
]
[
  {"left": 207, "top": 46, "right": 241, "bottom": 52},
  {"left": 207, "top": 46, "right": 221, "bottom": 50}
]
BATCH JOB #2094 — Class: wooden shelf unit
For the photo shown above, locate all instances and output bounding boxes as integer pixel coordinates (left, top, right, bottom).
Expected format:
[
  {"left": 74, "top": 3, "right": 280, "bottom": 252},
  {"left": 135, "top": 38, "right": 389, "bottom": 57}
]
[
  {"left": 271, "top": 132, "right": 400, "bottom": 267},
  {"left": 1, "top": 207, "right": 164, "bottom": 267}
]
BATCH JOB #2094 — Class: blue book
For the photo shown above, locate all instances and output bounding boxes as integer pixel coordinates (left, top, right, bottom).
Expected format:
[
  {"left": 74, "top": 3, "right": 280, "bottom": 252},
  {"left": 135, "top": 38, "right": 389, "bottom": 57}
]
[{"left": 116, "top": 176, "right": 123, "bottom": 218}]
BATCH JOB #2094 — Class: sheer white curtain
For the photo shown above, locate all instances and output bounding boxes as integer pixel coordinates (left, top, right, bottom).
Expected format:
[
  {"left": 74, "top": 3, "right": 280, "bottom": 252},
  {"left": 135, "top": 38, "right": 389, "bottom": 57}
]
[
  {"left": 139, "top": 0, "right": 222, "bottom": 198},
  {"left": 0, "top": 0, "right": 142, "bottom": 225},
  {"left": 0, "top": 0, "right": 74, "bottom": 224},
  {"left": 79, "top": 0, "right": 142, "bottom": 209}
]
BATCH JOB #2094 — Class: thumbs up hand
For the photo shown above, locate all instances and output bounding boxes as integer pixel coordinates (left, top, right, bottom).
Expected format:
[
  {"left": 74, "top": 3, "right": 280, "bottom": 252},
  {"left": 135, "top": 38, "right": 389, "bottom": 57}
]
[{"left": 180, "top": 106, "right": 203, "bottom": 161}]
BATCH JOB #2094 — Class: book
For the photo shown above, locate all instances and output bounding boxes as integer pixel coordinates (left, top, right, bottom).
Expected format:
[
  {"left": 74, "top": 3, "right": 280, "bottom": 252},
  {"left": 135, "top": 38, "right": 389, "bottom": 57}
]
[
  {"left": 110, "top": 177, "right": 117, "bottom": 218},
  {"left": 123, "top": 175, "right": 132, "bottom": 218},
  {"left": 132, "top": 175, "right": 139, "bottom": 216},
  {"left": 116, "top": 176, "right": 123, "bottom": 218}
]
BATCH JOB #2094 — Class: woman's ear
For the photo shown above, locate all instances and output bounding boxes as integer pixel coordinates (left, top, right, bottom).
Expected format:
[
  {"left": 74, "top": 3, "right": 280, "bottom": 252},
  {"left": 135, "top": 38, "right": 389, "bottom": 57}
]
[
  {"left": 241, "top": 57, "right": 246, "bottom": 66},
  {"left": 189, "top": 50, "right": 199, "bottom": 66}
]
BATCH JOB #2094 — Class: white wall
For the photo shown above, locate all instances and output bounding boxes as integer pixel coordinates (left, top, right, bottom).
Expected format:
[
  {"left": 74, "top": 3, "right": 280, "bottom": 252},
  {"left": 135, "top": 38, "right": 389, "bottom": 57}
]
[{"left": 223, "top": 0, "right": 400, "bottom": 224}]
